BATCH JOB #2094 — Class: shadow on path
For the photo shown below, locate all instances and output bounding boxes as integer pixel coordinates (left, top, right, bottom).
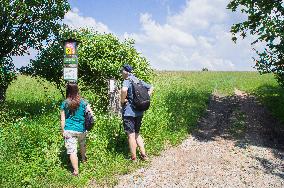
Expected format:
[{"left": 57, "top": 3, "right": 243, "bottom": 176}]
[
  {"left": 191, "top": 89, "right": 284, "bottom": 179},
  {"left": 192, "top": 91, "right": 284, "bottom": 149}
]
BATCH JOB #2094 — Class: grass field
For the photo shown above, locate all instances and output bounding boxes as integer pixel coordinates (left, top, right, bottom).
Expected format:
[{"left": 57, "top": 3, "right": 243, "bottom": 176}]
[{"left": 0, "top": 72, "right": 283, "bottom": 187}]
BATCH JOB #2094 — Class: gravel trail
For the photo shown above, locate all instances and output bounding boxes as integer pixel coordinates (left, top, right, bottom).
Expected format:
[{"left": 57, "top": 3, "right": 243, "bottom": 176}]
[{"left": 115, "top": 90, "right": 284, "bottom": 188}]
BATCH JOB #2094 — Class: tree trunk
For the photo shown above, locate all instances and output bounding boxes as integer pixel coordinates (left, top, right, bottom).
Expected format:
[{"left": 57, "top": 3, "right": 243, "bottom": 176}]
[{"left": 0, "top": 87, "right": 7, "bottom": 103}]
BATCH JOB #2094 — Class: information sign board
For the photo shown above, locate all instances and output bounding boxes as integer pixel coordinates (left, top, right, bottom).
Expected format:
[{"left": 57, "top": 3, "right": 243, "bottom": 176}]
[{"left": 63, "top": 67, "right": 78, "bottom": 81}]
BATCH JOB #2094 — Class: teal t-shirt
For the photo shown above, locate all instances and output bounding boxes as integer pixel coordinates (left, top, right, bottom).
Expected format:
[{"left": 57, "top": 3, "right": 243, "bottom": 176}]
[{"left": 60, "top": 99, "right": 87, "bottom": 132}]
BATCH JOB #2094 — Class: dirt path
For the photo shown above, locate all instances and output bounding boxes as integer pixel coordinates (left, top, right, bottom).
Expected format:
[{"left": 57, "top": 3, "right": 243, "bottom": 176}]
[{"left": 115, "top": 89, "right": 284, "bottom": 188}]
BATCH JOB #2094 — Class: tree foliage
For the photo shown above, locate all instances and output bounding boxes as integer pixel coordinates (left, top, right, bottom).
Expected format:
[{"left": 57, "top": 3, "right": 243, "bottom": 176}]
[
  {"left": 21, "top": 27, "right": 153, "bottom": 109},
  {"left": 0, "top": 57, "right": 16, "bottom": 102},
  {"left": 0, "top": 0, "right": 70, "bottom": 58},
  {"left": 227, "top": 0, "right": 284, "bottom": 85},
  {"left": 19, "top": 31, "right": 65, "bottom": 97},
  {"left": 0, "top": 0, "right": 70, "bottom": 102}
]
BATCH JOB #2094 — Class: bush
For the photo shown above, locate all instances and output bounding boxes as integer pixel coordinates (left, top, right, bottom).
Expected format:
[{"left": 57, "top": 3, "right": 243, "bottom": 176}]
[{"left": 21, "top": 27, "right": 153, "bottom": 109}]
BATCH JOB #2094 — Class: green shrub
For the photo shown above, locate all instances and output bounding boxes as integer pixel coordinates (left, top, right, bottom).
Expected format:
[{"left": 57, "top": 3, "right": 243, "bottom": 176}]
[{"left": 21, "top": 27, "right": 154, "bottom": 109}]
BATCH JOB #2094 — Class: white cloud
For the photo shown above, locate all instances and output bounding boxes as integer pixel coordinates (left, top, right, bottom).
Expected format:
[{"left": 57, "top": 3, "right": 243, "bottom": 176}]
[
  {"left": 63, "top": 8, "right": 111, "bottom": 33},
  {"left": 168, "top": 0, "right": 227, "bottom": 31},
  {"left": 125, "top": 0, "right": 256, "bottom": 71},
  {"left": 127, "top": 13, "right": 196, "bottom": 47}
]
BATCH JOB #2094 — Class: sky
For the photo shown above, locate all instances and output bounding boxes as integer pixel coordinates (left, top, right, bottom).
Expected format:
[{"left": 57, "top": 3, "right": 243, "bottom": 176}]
[{"left": 14, "top": 0, "right": 259, "bottom": 71}]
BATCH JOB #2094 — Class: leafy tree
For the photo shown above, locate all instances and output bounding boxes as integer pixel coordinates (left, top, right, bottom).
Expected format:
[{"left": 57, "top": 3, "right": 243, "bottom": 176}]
[
  {"left": 0, "top": 57, "right": 16, "bottom": 102},
  {"left": 21, "top": 27, "right": 153, "bottom": 109},
  {"left": 0, "top": 0, "right": 70, "bottom": 102},
  {"left": 19, "top": 32, "right": 65, "bottom": 97},
  {"left": 227, "top": 0, "right": 284, "bottom": 85},
  {"left": 202, "top": 67, "right": 209, "bottom": 72}
]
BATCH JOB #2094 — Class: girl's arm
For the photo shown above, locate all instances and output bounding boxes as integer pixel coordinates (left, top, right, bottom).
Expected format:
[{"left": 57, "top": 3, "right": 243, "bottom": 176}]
[{"left": 60, "top": 110, "right": 65, "bottom": 136}]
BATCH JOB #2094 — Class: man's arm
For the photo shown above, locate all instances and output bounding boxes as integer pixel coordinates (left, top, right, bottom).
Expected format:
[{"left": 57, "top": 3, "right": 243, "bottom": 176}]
[
  {"left": 120, "top": 86, "right": 128, "bottom": 105},
  {"left": 148, "top": 86, "right": 154, "bottom": 96},
  {"left": 141, "top": 80, "right": 154, "bottom": 96}
]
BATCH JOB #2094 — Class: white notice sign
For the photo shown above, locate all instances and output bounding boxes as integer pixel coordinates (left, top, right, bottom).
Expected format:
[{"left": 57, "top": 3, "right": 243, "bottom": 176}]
[
  {"left": 64, "top": 68, "right": 78, "bottom": 81},
  {"left": 109, "top": 79, "right": 115, "bottom": 93}
]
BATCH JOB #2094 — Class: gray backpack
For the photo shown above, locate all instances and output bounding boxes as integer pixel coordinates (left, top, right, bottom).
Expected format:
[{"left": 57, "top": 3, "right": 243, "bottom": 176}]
[{"left": 83, "top": 100, "right": 94, "bottom": 131}]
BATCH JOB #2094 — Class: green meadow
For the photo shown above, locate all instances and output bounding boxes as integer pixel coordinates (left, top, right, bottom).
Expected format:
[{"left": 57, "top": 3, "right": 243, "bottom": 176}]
[{"left": 1, "top": 72, "right": 283, "bottom": 187}]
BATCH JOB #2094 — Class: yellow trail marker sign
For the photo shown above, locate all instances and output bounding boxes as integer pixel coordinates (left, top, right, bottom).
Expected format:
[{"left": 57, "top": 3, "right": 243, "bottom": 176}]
[{"left": 65, "top": 47, "right": 73, "bottom": 55}]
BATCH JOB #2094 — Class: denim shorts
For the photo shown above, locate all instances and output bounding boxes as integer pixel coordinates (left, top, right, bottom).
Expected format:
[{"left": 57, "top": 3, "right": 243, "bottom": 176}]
[
  {"left": 123, "top": 116, "right": 143, "bottom": 134},
  {"left": 63, "top": 130, "right": 86, "bottom": 154}
]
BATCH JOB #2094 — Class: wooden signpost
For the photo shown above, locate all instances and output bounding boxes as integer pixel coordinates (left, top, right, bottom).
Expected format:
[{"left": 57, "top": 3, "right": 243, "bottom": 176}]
[
  {"left": 63, "top": 39, "right": 79, "bottom": 81},
  {"left": 108, "top": 78, "right": 121, "bottom": 115}
]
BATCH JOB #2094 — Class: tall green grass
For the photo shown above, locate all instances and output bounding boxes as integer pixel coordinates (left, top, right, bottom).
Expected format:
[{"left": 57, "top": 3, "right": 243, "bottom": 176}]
[{"left": 0, "top": 72, "right": 283, "bottom": 187}]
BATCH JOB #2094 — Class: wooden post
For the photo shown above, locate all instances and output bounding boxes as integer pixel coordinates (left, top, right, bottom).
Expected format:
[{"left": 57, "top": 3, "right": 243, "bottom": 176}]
[{"left": 108, "top": 78, "right": 121, "bottom": 115}]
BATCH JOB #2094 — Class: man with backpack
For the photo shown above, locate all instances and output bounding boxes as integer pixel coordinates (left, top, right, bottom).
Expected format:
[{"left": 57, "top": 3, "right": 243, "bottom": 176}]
[{"left": 120, "top": 64, "right": 154, "bottom": 161}]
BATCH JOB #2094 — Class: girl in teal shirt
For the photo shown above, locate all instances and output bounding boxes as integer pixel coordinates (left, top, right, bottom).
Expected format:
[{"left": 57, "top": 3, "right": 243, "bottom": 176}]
[{"left": 60, "top": 82, "right": 93, "bottom": 176}]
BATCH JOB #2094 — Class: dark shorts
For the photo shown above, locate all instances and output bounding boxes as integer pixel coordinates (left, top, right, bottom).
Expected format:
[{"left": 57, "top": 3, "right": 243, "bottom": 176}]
[{"left": 123, "top": 116, "right": 143, "bottom": 134}]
